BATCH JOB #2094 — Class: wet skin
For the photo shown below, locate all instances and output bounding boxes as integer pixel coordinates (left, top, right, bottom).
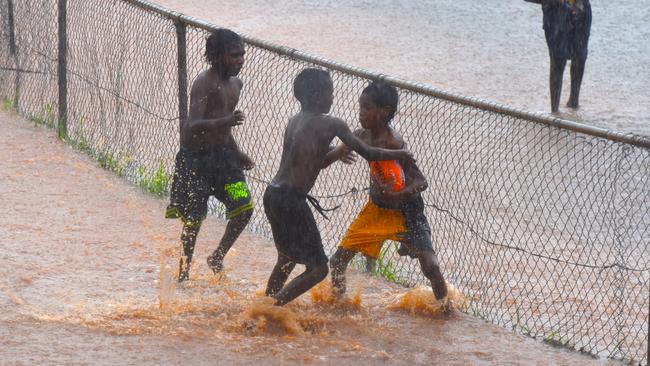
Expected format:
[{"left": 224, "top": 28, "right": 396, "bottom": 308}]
[
  {"left": 177, "top": 41, "right": 253, "bottom": 281},
  {"left": 266, "top": 76, "right": 414, "bottom": 305},
  {"left": 329, "top": 90, "right": 448, "bottom": 301}
]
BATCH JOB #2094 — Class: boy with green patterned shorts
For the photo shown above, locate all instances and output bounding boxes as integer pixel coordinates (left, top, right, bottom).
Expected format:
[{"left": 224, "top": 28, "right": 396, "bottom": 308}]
[{"left": 165, "top": 28, "right": 254, "bottom": 282}]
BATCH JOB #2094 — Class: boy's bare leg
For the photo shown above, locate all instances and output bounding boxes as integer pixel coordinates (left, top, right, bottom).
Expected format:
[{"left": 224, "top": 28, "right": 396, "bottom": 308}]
[
  {"left": 417, "top": 250, "right": 447, "bottom": 301},
  {"left": 329, "top": 248, "right": 356, "bottom": 296},
  {"left": 265, "top": 255, "right": 296, "bottom": 297},
  {"left": 567, "top": 56, "right": 586, "bottom": 108},
  {"left": 206, "top": 209, "right": 253, "bottom": 274},
  {"left": 364, "top": 255, "right": 377, "bottom": 273},
  {"left": 178, "top": 223, "right": 201, "bottom": 282},
  {"left": 549, "top": 56, "right": 567, "bottom": 113},
  {"left": 272, "top": 262, "right": 329, "bottom": 306}
]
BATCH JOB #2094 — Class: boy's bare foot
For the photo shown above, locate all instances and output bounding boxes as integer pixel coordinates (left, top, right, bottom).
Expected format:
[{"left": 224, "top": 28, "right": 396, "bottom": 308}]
[
  {"left": 439, "top": 297, "right": 453, "bottom": 313},
  {"left": 566, "top": 98, "right": 579, "bottom": 109},
  {"left": 178, "top": 258, "right": 190, "bottom": 282},
  {"left": 206, "top": 253, "right": 224, "bottom": 275}
]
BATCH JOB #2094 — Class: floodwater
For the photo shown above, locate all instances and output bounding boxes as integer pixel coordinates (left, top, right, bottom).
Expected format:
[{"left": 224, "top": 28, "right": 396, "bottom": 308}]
[
  {"left": 0, "top": 109, "right": 620, "bottom": 365},
  {"left": 154, "top": 0, "right": 650, "bottom": 137}
]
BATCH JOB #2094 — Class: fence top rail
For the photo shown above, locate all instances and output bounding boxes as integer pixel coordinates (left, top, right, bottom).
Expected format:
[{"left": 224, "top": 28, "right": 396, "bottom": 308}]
[{"left": 125, "top": 0, "right": 650, "bottom": 149}]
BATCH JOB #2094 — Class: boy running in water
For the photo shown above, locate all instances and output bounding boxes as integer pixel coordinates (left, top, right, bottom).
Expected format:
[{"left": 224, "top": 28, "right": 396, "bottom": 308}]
[
  {"left": 329, "top": 81, "right": 448, "bottom": 302},
  {"left": 263, "top": 69, "right": 413, "bottom": 306},
  {"left": 166, "top": 29, "right": 254, "bottom": 282}
]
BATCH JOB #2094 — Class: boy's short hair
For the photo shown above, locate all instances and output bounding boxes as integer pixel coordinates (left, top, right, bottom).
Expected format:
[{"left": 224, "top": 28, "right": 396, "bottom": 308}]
[
  {"left": 293, "top": 68, "right": 331, "bottom": 105},
  {"left": 362, "top": 81, "right": 399, "bottom": 122},
  {"left": 205, "top": 28, "right": 242, "bottom": 67}
]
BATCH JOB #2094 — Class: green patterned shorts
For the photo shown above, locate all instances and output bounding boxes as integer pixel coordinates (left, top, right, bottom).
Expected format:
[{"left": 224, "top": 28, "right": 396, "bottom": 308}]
[{"left": 165, "top": 149, "right": 253, "bottom": 226}]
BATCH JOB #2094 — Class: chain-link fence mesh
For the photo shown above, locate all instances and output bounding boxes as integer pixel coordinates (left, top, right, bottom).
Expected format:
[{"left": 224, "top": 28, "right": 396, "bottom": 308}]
[{"left": 1, "top": 0, "right": 648, "bottom": 364}]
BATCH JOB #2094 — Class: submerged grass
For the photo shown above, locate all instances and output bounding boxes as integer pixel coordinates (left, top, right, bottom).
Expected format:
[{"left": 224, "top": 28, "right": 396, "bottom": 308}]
[
  {"left": 369, "top": 244, "right": 399, "bottom": 282},
  {"left": 2, "top": 95, "right": 16, "bottom": 111}
]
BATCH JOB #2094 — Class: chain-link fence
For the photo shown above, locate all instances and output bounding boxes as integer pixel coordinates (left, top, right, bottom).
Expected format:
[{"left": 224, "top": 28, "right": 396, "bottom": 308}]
[{"left": 1, "top": 0, "right": 649, "bottom": 363}]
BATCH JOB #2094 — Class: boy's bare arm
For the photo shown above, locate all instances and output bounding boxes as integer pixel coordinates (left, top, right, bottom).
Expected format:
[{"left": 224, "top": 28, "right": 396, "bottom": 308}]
[
  {"left": 370, "top": 159, "right": 428, "bottom": 205},
  {"left": 332, "top": 119, "right": 413, "bottom": 163},
  {"left": 389, "top": 166, "right": 428, "bottom": 202},
  {"left": 322, "top": 128, "right": 362, "bottom": 168},
  {"left": 187, "top": 111, "right": 244, "bottom": 134},
  {"left": 321, "top": 144, "right": 356, "bottom": 168},
  {"left": 229, "top": 135, "right": 255, "bottom": 170}
]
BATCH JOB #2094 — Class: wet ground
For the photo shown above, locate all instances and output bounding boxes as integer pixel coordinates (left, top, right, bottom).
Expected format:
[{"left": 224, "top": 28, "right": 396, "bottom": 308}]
[
  {"left": 0, "top": 110, "right": 623, "bottom": 365},
  {"left": 153, "top": 0, "right": 650, "bottom": 137}
]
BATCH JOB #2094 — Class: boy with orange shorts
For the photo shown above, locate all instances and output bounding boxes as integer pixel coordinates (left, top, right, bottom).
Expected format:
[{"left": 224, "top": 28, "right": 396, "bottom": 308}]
[{"left": 330, "top": 81, "right": 448, "bottom": 301}]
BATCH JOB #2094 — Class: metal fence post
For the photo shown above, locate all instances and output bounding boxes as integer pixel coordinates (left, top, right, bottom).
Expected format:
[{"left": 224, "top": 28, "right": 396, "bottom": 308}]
[
  {"left": 175, "top": 19, "right": 188, "bottom": 134},
  {"left": 7, "top": 0, "right": 15, "bottom": 55},
  {"left": 7, "top": 0, "right": 19, "bottom": 110},
  {"left": 57, "top": 0, "right": 67, "bottom": 139}
]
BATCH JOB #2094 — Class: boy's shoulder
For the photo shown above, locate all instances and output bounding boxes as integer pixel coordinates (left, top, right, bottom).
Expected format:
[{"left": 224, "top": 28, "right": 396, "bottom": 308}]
[
  {"left": 192, "top": 71, "right": 242, "bottom": 88},
  {"left": 288, "top": 113, "right": 343, "bottom": 134},
  {"left": 307, "top": 114, "right": 346, "bottom": 130},
  {"left": 191, "top": 71, "right": 210, "bottom": 89},
  {"left": 320, "top": 114, "right": 344, "bottom": 123}
]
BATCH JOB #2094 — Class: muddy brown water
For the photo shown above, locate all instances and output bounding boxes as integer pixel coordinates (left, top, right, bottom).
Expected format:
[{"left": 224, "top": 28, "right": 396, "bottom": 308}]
[{"left": 0, "top": 110, "right": 621, "bottom": 365}]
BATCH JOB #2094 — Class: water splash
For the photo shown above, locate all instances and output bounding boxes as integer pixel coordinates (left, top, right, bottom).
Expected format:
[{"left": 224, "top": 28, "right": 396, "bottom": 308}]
[
  {"left": 239, "top": 296, "right": 304, "bottom": 335},
  {"left": 158, "top": 252, "right": 177, "bottom": 312},
  {"left": 388, "top": 282, "right": 468, "bottom": 315},
  {"left": 309, "top": 280, "right": 362, "bottom": 310}
]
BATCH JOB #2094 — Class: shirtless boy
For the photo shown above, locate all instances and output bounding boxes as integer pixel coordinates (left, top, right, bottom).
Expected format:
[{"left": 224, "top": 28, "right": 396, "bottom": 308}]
[
  {"left": 329, "top": 81, "right": 448, "bottom": 302},
  {"left": 166, "top": 29, "right": 254, "bottom": 282},
  {"left": 263, "top": 69, "right": 412, "bottom": 305}
]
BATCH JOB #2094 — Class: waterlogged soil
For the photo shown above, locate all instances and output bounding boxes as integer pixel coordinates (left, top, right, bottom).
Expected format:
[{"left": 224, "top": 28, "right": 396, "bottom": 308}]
[{"left": 0, "top": 109, "right": 619, "bottom": 365}]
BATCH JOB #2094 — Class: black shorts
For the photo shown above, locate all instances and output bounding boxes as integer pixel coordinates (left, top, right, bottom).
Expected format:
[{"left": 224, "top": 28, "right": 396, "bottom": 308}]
[
  {"left": 398, "top": 196, "right": 434, "bottom": 258},
  {"left": 165, "top": 147, "right": 253, "bottom": 226},
  {"left": 263, "top": 185, "right": 328, "bottom": 267}
]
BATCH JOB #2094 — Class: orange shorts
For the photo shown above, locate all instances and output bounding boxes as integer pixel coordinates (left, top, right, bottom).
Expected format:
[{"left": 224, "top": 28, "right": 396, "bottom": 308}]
[{"left": 339, "top": 200, "right": 406, "bottom": 259}]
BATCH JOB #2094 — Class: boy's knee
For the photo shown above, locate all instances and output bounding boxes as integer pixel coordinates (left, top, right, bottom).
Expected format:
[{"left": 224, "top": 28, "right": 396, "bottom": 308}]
[
  {"left": 230, "top": 206, "right": 253, "bottom": 223},
  {"left": 329, "top": 251, "right": 341, "bottom": 269},
  {"left": 182, "top": 220, "right": 202, "bottom": 232},
  {"left": 240, "top": 207, "right": 254, "bottom": 220}
]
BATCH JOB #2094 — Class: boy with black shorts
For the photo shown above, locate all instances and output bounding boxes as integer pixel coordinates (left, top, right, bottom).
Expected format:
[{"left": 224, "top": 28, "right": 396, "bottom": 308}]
[
  {"left": 166, "top": 29, "right": 254, "bottom": 282},
  {"left": 263, "top": 69, "right": 412, "bottom": 306},
  {"left": 329, "top": 81, "right": 448, "bottom": 302}
]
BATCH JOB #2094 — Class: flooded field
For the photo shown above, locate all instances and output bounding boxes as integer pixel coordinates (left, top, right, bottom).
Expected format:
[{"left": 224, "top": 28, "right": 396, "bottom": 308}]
[
  {"left": 154, "top": 0, "right": 650, "bottom": 137},
  {"left": 0, "top": 109, "right": 621, "bottom": 365}
]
